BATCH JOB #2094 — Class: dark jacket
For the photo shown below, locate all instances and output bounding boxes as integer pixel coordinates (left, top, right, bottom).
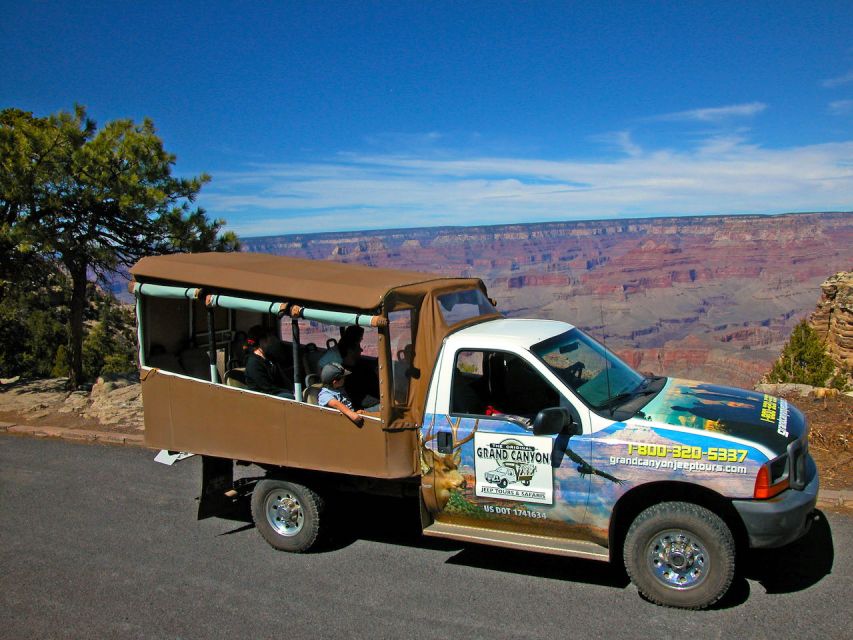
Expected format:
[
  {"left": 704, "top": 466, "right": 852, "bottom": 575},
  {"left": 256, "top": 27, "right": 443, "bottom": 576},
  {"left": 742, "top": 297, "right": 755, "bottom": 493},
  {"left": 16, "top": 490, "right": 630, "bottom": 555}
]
[{"left": 245, "top": 352, "right": 292, "bottom": 396}]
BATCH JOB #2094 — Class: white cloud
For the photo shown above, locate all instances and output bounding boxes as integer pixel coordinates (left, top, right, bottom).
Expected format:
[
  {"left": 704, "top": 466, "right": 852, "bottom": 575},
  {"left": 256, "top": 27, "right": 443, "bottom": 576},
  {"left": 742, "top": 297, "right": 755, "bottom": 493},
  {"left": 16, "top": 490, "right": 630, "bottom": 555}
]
[
  {"left": 204, "top": 136, "right": 853, "bottom": 236},
  {"left": 821, "top": 70, "right": 853, "bottom": 88},
  {"left": 652, "top": 102, "right": 767, "bottom": 122},
  {"left": 695, "top": 134, "right": 754, "bottom": 155},
  {"left": 590, "top": 130, "right": 642, "bottom": 157},
  {"left": 829, "top": 99, "right": 853, "bottom": 116}
]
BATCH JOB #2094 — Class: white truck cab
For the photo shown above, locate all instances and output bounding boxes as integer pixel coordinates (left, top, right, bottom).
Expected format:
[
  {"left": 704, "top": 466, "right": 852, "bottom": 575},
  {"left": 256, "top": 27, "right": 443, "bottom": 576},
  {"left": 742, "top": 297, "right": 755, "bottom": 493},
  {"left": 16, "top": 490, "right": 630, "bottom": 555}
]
[{"left": 419, "top": 317, "right": 817, "bottom": 609}]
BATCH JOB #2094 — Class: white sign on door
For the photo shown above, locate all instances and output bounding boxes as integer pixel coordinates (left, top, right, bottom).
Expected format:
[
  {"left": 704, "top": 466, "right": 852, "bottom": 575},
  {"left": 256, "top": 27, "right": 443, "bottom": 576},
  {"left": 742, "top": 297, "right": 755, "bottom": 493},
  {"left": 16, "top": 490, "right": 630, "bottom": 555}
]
[{"left": 474, "top": 432, "right": 554, "bottom": 505}]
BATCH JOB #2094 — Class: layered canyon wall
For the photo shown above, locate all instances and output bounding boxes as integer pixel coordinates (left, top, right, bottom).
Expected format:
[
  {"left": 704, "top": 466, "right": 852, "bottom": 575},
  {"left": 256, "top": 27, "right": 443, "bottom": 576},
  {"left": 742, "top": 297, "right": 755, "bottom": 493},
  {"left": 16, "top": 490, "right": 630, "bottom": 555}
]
[
  {"left": 245, "top": 212, "right": 853, "bottom": 387},
  {"left": 810, "top": 271, "right": 853, "bottom": 379}
]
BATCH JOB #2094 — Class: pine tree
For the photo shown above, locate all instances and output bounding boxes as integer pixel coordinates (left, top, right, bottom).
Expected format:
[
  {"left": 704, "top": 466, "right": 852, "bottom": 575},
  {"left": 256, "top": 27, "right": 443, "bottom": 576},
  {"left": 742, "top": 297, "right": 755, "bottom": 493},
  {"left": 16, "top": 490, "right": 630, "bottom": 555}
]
[
  {"left": 767, "top": 320, "right": 837, "bottom": 387},
  {"left": 1, "top": 105, "right": 239, "bottom": 388}
]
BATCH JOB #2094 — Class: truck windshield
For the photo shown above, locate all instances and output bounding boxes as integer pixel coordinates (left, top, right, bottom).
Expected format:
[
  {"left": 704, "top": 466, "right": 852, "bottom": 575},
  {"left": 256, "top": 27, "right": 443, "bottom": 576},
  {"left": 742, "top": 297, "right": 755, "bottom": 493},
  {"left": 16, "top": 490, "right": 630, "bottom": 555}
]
[{"left": 532, "top": 328, "right": 646, "bottom": 411}]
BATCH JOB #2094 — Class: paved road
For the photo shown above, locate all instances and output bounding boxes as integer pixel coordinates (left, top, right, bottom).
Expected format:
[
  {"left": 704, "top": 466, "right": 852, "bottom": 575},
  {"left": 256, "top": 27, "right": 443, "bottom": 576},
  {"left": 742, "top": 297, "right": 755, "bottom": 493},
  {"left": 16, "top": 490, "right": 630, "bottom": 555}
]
[{"left": 2, "top": 436, "right": 851, "bottom": 639}]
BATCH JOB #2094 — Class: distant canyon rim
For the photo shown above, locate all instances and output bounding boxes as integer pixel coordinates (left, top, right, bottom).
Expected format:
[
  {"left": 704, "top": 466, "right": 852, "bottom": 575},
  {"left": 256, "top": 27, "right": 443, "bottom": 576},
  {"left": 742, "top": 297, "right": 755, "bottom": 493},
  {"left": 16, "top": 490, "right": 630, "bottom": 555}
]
[{"left": 239, "top": 212, "right": 853, "bottom": 388}]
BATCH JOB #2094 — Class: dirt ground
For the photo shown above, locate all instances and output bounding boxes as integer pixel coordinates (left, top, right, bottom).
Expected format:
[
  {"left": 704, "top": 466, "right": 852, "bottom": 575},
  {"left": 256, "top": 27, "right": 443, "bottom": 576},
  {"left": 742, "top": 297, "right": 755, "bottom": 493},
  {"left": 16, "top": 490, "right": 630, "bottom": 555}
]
[
  {"left": 0, "top": 377, "right": 851, "bottom": 489},
  {"left": 785, "top": 392, "right": 853, "bottom": 491}
]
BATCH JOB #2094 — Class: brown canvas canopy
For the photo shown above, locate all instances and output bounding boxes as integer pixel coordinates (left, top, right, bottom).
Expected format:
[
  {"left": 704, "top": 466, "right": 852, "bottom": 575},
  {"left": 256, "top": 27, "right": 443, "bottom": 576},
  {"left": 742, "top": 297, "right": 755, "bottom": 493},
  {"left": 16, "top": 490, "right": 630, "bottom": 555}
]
[
  {"left": 131, "top": 252, "right": 461, "bottom": 311},
  {"left": 132, "top": 252, "right": 501, "bottom": 435}
]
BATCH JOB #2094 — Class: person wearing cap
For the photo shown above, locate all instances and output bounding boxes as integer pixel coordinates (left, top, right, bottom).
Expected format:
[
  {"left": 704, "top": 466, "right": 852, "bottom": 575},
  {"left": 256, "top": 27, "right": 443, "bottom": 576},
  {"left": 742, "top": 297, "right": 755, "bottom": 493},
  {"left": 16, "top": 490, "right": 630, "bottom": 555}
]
[
  {"left": 318, "top": 326, "right": 380, "bottom": 409},
  {"left": 318, "top": 362, "right": 364, "bottom": 426}
]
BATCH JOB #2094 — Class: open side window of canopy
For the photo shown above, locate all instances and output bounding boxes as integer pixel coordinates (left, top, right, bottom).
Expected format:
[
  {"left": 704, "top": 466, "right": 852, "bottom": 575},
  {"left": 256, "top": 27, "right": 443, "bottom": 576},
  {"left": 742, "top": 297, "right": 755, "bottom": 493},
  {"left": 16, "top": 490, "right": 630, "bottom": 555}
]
[{"left": 130, "top": 252, "right": 500, "bottom": 430}]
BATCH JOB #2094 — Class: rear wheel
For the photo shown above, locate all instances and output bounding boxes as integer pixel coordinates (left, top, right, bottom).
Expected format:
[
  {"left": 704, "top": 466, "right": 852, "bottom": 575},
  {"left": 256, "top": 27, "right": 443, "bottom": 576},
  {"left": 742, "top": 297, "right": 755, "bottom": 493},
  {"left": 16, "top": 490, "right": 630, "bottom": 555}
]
[
  {"left": 251, "top": 479, "right": 323, "bottom": 552},
  {"left": 623, "top": 501, "right": 735, "bottom": 609}
]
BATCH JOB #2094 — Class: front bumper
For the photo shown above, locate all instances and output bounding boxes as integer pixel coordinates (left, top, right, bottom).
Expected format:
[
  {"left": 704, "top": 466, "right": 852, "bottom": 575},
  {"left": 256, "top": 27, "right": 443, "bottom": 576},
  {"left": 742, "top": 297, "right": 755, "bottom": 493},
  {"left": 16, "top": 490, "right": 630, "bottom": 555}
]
[{"left": 732, "top": 455, "right": 819, "bottom": 549}]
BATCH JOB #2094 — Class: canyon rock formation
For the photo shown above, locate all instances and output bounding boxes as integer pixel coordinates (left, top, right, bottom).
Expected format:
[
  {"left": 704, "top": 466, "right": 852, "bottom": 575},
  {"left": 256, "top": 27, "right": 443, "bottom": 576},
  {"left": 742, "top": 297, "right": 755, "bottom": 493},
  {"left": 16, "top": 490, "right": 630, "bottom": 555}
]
[
  {"left": 245, "top": 212, "right": 853, "bottom": 387},
  {"left": 810, "top": 271, "right": 853, "bottom": 378}
]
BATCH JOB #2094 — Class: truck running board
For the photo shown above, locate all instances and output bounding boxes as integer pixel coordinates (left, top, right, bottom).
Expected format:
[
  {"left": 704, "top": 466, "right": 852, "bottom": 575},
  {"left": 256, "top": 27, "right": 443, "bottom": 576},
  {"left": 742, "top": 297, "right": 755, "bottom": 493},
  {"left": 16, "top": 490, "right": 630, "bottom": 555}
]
[{"left": 422, "top": 521, "right": 609, "bottom": 561}]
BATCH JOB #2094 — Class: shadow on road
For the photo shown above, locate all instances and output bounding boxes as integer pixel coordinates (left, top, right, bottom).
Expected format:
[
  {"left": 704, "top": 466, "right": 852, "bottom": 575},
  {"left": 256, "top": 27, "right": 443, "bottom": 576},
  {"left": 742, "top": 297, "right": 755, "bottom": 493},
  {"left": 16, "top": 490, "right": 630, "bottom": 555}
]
[
  {"left": 210, "top": 477, "right": 255, "bottom": 536},
  {"left": 207, "top": 482, "right": 832, "bottom": 602},
  {"left": 682, "top": 509, "right": 835, "bottom": 610},
  {"left": 323, "top": 493, "right": 461, "bottom": 552},
  {"left": 210, "top": 481, "right": 458, "bottom": 552},
  {"left": 740, "top": 509, "right": 834, "bottom": 593},
  {"left": 446, "top": 544, "right": 631, "bottom": 589},
  {"left": 328, "top": 492, "right": 629, "bottom": 588}
]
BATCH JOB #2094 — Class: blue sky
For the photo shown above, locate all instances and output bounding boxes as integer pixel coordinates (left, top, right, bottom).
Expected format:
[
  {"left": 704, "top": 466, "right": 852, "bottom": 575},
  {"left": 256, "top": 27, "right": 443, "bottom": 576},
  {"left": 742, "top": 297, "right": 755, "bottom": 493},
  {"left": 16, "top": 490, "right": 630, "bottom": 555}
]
[{"left": 2, "top": 1, "right": 852, "bottom": 236}]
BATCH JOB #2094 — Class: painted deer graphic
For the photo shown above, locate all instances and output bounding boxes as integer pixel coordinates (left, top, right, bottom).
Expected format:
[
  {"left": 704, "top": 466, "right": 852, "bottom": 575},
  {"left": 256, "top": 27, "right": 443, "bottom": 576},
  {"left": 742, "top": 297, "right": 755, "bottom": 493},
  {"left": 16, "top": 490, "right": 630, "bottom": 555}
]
[{"left": 421, "top": 416, "right": 479, "bottom": 510}]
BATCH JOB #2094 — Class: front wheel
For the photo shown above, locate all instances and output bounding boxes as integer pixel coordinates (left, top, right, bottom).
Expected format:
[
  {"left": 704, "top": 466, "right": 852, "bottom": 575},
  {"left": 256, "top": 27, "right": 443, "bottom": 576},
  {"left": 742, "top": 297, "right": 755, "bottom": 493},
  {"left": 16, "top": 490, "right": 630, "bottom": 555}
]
[
  {"left": 623, "top": 501, "right": 735, "bottom": 609},
  {"left": 251, "top": 478, "right": 323, "bottom": 552}
]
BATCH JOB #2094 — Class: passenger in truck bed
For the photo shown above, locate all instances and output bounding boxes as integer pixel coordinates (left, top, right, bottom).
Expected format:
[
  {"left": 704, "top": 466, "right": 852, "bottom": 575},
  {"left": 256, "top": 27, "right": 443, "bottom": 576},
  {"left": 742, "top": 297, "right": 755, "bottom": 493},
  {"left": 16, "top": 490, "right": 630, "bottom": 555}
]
[
  {"left": 262, "top": 331, "right": 295, "bottom": 382},
  {"left": 317, "top": 325, "right": 363, "bottom": 370},
  {"left": 317, "top": 325, "right": 379, "bottom": 409},
  {"left": 318, "top": 362, "right": 366, "bottom": 426},
  {"left": 245, "top": 326, "right": 294, "bottom": 398},
  {"left": 339, "top": 341, "right": 380, "bottom": 410}
]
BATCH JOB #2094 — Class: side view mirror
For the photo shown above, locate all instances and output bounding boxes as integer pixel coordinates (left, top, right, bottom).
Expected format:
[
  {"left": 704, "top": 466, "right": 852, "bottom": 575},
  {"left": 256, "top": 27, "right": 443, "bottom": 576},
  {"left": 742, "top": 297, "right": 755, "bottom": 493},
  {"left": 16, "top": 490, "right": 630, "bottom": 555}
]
[{"left": 532, "top": 407, "right": 580, "bottom": 436}]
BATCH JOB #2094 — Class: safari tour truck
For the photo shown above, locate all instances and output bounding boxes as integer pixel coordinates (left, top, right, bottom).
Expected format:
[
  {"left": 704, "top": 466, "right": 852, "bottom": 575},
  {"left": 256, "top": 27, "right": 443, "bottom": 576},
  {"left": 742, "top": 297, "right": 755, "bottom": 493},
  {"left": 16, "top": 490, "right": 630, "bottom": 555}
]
[{"left": 131, "top": 252, "right": 818, "bottom": 609}]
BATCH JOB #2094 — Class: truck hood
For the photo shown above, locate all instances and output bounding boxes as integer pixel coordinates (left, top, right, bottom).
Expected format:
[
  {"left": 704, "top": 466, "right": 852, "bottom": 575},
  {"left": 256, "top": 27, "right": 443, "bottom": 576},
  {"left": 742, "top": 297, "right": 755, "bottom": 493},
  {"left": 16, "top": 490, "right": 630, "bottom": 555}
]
[{"left": 635, "top": 378, "right": 806, "bottom": 457}]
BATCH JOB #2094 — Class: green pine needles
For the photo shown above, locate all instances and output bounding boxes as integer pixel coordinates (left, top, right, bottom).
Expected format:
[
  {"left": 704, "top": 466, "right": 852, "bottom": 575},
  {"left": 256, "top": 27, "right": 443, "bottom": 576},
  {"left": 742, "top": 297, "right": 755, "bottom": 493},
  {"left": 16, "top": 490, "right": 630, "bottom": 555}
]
[
  {"left": 1, "top": 105, "right": 239, "bottom": 387},
  {"left": 767, "top": 320, "right": 849, "bottom": 390}
]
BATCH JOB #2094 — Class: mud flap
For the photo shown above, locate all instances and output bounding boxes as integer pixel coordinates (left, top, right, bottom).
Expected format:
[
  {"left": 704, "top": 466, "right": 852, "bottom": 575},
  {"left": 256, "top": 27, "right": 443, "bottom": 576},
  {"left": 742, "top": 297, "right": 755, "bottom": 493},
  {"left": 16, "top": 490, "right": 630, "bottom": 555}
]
[{"left": 197, "top": 456, "right": 235, "bottom": 520}]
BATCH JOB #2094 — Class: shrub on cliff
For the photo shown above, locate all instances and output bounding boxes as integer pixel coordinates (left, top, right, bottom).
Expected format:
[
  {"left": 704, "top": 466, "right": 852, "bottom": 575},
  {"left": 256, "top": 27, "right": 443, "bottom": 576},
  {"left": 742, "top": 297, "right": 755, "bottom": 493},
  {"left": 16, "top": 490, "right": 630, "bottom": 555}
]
[
  {"left": 0, "top": 274, "right": 70, "bottom": 379},
  {"left": 81, "top": 297, "right": 137, "bottom": 379},
  {"left": 767, "top": 320, "right": 848, "bottom": 390}
]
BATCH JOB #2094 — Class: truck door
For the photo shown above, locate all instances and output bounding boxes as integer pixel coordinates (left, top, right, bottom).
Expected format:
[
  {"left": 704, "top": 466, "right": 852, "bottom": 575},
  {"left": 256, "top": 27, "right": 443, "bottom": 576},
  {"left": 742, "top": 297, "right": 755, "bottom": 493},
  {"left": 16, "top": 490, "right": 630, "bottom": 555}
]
[{"left": 421, "top": 348, "right": 593, "bottom": 534}]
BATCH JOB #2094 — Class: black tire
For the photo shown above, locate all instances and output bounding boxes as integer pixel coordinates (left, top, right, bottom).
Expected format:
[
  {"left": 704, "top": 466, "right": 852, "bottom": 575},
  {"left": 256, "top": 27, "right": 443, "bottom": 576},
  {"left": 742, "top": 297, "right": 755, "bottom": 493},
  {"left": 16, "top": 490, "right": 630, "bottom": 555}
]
[
  {"left": 623, "top": 501, "right": 735, "bottom": 609},
  {"left": 498, "top": 478, "right": 508, "bottom": 489},
  {"left": 251, "top": 478, "right": 323, "bottom": 553}
]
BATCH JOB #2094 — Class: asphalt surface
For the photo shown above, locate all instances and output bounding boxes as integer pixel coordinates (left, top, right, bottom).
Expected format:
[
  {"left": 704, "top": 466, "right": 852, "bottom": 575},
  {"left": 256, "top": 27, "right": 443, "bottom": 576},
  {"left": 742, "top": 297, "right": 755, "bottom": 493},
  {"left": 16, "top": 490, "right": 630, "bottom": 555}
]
[{"left": 1, "top": 436, "right": 852, "bottom": 640}]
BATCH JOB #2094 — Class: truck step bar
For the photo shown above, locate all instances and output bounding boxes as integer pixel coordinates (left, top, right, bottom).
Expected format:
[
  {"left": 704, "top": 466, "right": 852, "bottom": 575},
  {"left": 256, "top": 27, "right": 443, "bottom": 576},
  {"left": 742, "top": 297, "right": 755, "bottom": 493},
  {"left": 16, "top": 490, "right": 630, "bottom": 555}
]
[{"left": 422, "top": 521, "right": 609, "bottom": 561}]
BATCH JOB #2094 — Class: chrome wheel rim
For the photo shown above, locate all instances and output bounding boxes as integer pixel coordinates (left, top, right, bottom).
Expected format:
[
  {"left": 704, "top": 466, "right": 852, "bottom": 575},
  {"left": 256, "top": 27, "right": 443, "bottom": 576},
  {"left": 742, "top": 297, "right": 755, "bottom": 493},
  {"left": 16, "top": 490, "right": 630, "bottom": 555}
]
[
  {"left": 646, "top": 529, "right": 709, "bottom": 590},
  {"left": 264, "top": 490, "right": 304, "bottom": 537}
]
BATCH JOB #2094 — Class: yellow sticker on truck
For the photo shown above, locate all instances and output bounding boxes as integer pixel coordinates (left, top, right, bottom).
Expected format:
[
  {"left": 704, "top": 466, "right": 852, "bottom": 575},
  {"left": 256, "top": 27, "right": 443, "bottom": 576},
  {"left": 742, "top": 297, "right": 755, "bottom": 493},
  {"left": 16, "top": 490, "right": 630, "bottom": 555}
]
[{"left": 625, "top": 443, "right": 749, "bottom": 462}]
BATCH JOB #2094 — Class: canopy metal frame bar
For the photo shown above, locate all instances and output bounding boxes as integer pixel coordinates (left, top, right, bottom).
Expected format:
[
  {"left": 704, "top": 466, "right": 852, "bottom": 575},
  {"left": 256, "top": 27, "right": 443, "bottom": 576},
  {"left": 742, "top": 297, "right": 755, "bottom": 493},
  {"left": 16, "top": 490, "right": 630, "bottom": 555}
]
[{"left": 134, "top": 282, "right": 385, "bottom": 399}]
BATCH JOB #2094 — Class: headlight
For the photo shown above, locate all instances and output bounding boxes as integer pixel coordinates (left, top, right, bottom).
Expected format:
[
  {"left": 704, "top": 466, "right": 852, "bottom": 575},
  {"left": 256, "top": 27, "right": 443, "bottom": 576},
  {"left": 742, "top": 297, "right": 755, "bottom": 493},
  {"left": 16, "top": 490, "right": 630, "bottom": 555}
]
[{"left": 753, "top": 453, "right": 790, "bottom": 499}]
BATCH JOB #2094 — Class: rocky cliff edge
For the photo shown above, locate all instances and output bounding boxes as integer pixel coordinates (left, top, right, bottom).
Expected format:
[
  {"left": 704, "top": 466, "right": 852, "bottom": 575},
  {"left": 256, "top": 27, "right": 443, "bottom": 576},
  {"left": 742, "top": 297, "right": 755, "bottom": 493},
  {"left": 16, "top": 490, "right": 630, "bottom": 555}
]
[{"left": 810, "top": 271, "right": 853, "bottom": 378}]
